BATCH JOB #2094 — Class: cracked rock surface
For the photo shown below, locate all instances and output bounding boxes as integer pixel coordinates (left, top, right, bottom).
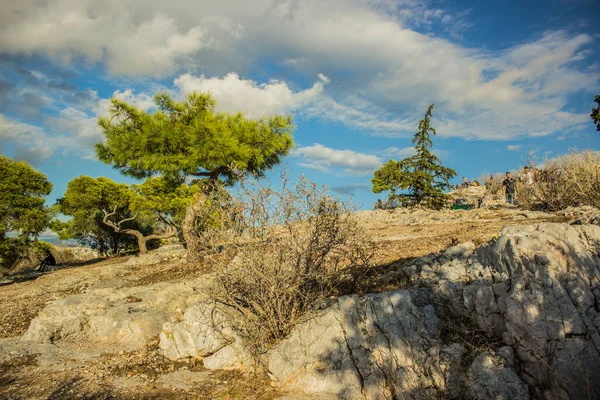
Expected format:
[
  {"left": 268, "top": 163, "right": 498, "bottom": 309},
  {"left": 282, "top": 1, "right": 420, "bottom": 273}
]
[
  {"left": 14, "top": 280, "right": 205, "bottom": 365},
  {"left": 268, "top": 289, "right": 443, "bottom": 399},
  {"left": 266, "top": 223, "right": 600, "bottom": 399}
]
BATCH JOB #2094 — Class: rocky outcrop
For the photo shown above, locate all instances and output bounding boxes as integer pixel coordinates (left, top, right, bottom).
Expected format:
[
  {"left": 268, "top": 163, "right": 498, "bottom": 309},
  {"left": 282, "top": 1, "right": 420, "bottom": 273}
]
[
  {"left": 159, "top": 301, "right": 254, "bottom": 371},
  {"left": 251, "top": 223, "right": 600, "bottom": 399},
  {"left": 23, "top": 281, "right": 203, "bottom": 352},
  {"left": 398, "top": 222, "right": 600, "bottom": 399},
  {"left": 2, "top": 221, "right": 599, "bottom": 399},
  {"left": 268, "top": 289, "right": 444, "bottom": 399},
  {"left": 476, "top": 224, "right": 600, "bottom": 399}
]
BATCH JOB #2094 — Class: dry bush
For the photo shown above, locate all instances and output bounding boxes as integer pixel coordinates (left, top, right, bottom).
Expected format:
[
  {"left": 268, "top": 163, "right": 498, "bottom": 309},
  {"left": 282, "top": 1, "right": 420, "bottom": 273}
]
[
  {"left": 51, "top": 247, "right": 76, "bottom": 264},
  {"left": 523, "top": 150, "right": 600, "bottom": 211},
  {"left": 8, "top": 240, "right": 52, "bottom": 272},
  {"left": 201, "top": 174, "right": 375, "bottom": 355},
  {"left": 475, "top": 173, "right": 504, "bottom": 195}
]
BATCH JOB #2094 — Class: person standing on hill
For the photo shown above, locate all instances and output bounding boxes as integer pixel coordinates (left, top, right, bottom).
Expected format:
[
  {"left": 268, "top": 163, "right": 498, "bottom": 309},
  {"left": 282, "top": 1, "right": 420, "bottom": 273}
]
[
  {"left": 523, "top": 166, "right": 534, "bottom": 187},
  {"left": 502, "top": 172, "right": 517, "bottom": 205},
  {"left": 485, "top": 175, "right": 494, "bottom": 191},
  {"left": 521, "top": 166, "right": 535, "bottom": 202}
]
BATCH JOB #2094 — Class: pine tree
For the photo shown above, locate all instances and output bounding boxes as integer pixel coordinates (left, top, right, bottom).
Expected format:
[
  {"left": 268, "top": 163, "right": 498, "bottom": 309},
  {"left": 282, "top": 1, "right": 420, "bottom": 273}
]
[
  {"left": 592, "top": 94, "right": 600, "bottom": 132},
  {"left": 55, "top": 176, "right": 200, "bottom": 254},
  {"left": 96, "top": 92, "right": 294, "bottom": 186},
  {"left": 95, "top": 92, "right": 294, "bottom": 254},
  {"left": 372, "top": 104, "right": 456, "bottom": 209},
  {"left": 0, "top": 155, "right": 53, "bottom": 269}
]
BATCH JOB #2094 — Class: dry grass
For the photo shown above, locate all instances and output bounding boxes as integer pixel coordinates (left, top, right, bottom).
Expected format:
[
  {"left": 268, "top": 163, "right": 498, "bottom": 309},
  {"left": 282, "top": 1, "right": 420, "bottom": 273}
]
[{"left": 521, "top": 149, "right": 600, "bottom": 211}]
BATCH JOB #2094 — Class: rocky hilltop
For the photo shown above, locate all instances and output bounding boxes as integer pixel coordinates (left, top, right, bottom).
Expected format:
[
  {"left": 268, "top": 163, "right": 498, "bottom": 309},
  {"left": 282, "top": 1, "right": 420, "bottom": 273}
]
[{"left": 1, "top": 208, "right": 599, "bottom": 399}]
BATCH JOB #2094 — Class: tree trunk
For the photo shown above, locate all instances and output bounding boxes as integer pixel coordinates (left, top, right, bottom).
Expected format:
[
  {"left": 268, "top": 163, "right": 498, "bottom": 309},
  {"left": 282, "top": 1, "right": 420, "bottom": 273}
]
[
  {"left": 131, "top": 231, "right": 148, "bottom": 254},
  {"left": 101, "top": 207, "right": 178, "bottom": 255},
  {"left": 181, "top": 193, "right": 208, "bottom": 258}
]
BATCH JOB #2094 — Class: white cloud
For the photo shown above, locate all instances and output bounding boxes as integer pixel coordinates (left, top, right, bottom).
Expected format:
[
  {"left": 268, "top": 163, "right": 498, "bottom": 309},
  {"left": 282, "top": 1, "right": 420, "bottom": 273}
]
[
  {"left": 0, "top": 115, "right": 55, "bottom": 163},
  {"left": 293, "top": 143, "right": 382, "bottom": 175},
  {"left": 0, "top": 1, "right": 230, "bottom": 77},
  {"left": 0, "top": 114, "right": 93, "bottom": 163},
  {"left": 302, "top": 95, "right": 418, "bottom": 135},
  {"left": 174, "top": 72, "right": 325, "bottom": 118},
  {"left": 317, "top": 73, "right": 330, "bottom": 84},
  {"left": 507, "top": 144, "right": 522, "bottom": 151},
  {"left": 0, "top": 0, "right": 596, "bottom": 142},
  {"left": 0, "top": 86, "right": 159, "bottom": 161}
]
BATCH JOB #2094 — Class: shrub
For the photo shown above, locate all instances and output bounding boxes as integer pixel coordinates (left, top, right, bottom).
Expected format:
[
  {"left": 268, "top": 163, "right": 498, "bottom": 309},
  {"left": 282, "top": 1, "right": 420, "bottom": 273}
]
[
  {"left": 522, "top": 150, "right": 600, "bottom": 211},
  {"left": 203, "top": 175, "right": 374, "bottom": 355},
  {"left": 0, "top": 237, "right": 28, "bottom": 271},
  {"left": 3, "top": 240, "right": 49, "bottom": 272}
]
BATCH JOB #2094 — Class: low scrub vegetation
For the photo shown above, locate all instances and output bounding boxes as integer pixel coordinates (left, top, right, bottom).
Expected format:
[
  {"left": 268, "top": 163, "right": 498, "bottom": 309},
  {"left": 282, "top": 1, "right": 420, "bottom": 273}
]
[
  {"left": 520, "top": 150, "right": 600, "bottom": 211},
  {"left": 201, "top": 175, "right": 374, "bottom": 355}
]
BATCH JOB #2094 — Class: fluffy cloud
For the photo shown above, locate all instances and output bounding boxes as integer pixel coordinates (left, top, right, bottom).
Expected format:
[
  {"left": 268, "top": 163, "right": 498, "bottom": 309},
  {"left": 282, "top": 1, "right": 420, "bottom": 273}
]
[
  {"left": 293, "top": 143, "right": 382, "bottom": 175},
  {"left": 0, "top": 115, "right": 55, "bottom": 163},
  {"left": 0, "top": 2, "right": 223, "bottom": 77},
  {"left": 174, "top": 72, "right": 326, "bottom": 118},
  {"left": 0, "top": 0, "right": 596, "bottom": 143},
  {"left": 507, "top": 144, "right": 522, "bottom": 151},
  {"left": 0, "top": 83, "right": 159, "bottom": 161}
]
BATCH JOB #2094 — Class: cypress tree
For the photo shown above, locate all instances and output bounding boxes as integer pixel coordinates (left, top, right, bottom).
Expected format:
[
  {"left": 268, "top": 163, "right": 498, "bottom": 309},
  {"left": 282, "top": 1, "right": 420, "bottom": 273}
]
[{"left": 372, "top": 104, "right": 456, "bottom": 209}]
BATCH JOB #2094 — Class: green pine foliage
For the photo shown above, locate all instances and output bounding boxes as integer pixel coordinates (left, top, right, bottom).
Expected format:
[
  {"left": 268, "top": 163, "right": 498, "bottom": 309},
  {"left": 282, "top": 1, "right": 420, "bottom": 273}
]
[
  {"left": 0, "top": 155, "right": 53, "bottom": 269},
  {"left": 53, "top": 176, "right": 142, "bottom": 254},
  {"left": 372, "top": 104, "right": 456, "bottom": 210},
  {"left": 592, "top": 94, "right": 600, "bottom": 132},
  {"left": 96, "top": 92, "right": 295, "bottom": 186},
  {"left": 130, "top": 177, "right": 201, "bottom": 224},
  {"left": 54, "top": 176, "right": 199, "bottom": 254}
]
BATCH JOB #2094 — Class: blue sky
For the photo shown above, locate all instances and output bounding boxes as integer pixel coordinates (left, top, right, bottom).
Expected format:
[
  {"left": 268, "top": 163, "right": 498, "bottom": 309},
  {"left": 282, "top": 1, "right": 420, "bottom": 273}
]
[{"left": 1, "top": 0, "right": 599, "bottom": 223}]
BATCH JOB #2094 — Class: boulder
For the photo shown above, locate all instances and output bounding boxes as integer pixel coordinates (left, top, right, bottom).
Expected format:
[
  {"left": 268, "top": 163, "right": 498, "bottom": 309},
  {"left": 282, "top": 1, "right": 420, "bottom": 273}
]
[
  {"left": 23, "top": 282, "right": 202, "bottom": 353},
  {"left": 466, "top": 353, "right": 529, "bottom": 400},
  {"left": 268, "top": 289, "right": 445, "bottom": 399},
  {"left": 159, "top": 301, "right": 254, "bottom": 370}
]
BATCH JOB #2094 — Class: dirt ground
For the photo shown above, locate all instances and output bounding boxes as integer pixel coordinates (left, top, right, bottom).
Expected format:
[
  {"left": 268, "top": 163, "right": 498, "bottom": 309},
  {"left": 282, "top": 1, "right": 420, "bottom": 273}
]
[{"left": 0, "top": 207, "right": 569, "bottom": 399}]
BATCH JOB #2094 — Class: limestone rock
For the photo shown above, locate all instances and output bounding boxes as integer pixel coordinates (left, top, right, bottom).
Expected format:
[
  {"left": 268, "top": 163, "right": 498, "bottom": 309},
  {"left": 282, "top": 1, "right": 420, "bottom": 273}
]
[
  {"left": 467, "top": 353, "right": 529, "bottom": 400},
  {"left": 475, "top": 223, "right": 600, "bottom": 399},
  {"left": 268, "top": 289, "right": 443, "bottom": 399},
  {"left": 159, "top": 300, "right": 254, "bottom": 370},
  {"left": 23, "top": 282, "right": 201, "bottom": 352},
  {"left": 266, "top": 223, "right": 600, "bottom": 399},
  {"left": 444, "top": 241, "right": 475, "bottom": 259}
]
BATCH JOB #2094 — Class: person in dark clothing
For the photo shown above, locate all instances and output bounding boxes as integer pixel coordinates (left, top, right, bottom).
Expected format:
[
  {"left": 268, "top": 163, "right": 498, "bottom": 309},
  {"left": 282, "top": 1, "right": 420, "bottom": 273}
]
[
  {"left": 39, "top": 250, "right": 56, "bottom": 272},
  {"left": 502, "top": 172, "right": 517, "bottom": 205}
]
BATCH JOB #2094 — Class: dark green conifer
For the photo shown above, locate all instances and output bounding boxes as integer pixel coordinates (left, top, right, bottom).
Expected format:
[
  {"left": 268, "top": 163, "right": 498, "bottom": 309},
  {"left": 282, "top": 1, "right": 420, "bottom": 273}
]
[
  {"left": 591, "top": 94, "right": 600, "bottom": 132},
  {"left": 372, "top": 104, "right": 456, "bottom": 209}
]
